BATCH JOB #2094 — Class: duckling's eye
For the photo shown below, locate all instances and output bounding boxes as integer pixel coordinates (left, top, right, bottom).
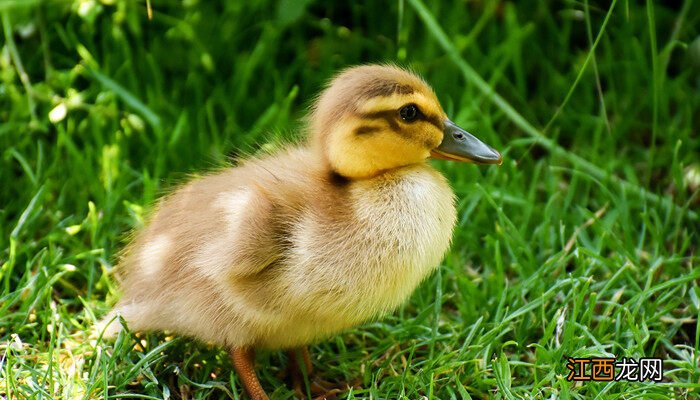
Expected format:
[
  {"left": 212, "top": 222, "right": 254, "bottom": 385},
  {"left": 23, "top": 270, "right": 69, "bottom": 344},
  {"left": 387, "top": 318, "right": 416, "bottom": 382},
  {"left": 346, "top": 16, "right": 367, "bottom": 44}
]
[{"left": 399, "top": 104, "right": 420, "bottom": 122}]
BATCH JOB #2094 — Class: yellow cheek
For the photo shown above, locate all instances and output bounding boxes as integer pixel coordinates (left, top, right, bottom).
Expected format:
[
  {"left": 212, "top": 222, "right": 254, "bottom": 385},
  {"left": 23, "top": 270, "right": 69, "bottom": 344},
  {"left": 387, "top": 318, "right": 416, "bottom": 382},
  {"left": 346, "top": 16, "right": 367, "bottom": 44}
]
[
  {"left": 326, "top": 122, "right": 370, "bottom": 177},
  {"left": 417, "top": 125, "right": 444, "bottom": 149},
  {"left": 326, "top": 124, "right": 430, "bottom": 178}
]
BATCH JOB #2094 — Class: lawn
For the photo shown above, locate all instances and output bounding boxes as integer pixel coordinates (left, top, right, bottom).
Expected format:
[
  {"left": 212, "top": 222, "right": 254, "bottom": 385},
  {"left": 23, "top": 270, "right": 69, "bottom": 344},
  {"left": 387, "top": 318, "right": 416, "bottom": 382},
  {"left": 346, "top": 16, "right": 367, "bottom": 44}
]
[{"left": 1, "top": 0, "right": 699, "bottom": 399}]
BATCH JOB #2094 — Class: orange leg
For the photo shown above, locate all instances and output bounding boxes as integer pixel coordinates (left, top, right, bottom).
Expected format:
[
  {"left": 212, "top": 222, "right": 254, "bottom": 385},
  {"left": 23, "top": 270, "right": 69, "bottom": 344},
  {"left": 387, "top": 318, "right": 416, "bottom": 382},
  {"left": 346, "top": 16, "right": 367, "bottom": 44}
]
[
  {"left": 287, "top": 348, "right": 308, "bottom": 396},
  {"left": 287, "top": 347, "right": 348, "bottom": 400},
  {"left": 229, "top": 347, "right": 269, "bottom": 400}
]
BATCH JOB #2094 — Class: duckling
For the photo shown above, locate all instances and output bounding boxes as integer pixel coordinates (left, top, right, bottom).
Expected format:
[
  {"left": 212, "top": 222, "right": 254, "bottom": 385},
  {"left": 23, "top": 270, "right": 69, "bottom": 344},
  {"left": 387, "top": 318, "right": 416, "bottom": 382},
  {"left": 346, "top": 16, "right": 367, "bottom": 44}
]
[{"left": 99, "top": 64, "right": 501, "bottom": 399}]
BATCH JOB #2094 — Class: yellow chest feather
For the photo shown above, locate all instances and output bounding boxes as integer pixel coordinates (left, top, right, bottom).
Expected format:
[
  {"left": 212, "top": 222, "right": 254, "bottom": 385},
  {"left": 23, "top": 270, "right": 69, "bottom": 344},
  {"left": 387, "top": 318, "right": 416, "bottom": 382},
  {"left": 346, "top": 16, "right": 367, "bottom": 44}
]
[{"left": 285, "top": 165, "right": 456, "bottom": 326}]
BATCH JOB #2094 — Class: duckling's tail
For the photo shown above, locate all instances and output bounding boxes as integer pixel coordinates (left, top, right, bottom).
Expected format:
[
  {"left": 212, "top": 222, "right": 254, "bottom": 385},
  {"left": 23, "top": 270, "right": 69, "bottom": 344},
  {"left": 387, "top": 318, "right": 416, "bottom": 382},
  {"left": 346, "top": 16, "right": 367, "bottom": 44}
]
[{"left": 92, "top": 309, "right": 126, "bottom": 340}]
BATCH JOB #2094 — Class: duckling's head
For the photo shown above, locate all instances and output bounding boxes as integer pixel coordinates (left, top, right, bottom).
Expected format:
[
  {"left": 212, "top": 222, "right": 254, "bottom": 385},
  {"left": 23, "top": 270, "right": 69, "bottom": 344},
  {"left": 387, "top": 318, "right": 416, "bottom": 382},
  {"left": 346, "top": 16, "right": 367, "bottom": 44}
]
[{"left": 310, "top": 64, "right": 502, "bottom": 179}]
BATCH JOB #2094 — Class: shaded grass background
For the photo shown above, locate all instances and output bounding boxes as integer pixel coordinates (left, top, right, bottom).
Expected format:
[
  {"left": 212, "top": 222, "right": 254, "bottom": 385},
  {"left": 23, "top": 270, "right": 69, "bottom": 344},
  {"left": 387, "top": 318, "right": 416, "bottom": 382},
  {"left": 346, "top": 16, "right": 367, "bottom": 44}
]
[{"left": 1, "top": 0, "right": 699, "bottom": 398}]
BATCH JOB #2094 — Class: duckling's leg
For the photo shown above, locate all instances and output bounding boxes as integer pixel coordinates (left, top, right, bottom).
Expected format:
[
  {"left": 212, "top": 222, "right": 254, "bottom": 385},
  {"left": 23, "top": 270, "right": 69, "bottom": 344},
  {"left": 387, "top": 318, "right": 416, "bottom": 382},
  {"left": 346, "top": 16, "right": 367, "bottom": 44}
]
[
  {"left": 288, "top": 346, "right": 313, "bottom": 379},
  {"left": 287, "top": 347, "right": 313, "bottom": 395},
  {"left": 287, "top": 347, "right": 343, "bottom": 400},
  {"left": 229, "top": 347, "right": 269, "bottom": 400}
]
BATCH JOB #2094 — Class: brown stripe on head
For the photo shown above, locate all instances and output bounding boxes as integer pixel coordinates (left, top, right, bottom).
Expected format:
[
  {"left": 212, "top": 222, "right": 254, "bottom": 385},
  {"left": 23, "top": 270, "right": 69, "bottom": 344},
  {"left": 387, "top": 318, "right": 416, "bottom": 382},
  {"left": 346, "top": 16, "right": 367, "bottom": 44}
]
[{"left": 362, "top": 81, "right": 415, "bottom": 98}]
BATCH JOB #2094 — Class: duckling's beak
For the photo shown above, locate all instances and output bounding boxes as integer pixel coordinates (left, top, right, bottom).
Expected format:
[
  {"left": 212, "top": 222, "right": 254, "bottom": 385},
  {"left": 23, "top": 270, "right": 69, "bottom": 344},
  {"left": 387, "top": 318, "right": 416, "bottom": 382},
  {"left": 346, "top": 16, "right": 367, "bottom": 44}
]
[{"left": 431, "top": 120, "right": 502, "bottom": 165}]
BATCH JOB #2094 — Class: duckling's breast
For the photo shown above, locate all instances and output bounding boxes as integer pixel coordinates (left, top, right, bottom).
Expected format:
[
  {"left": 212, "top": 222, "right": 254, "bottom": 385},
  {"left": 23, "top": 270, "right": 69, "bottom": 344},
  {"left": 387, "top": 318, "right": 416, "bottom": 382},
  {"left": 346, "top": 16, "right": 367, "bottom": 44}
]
[{"left": 273, "top": 164, "right": 456, "bottom": 343}]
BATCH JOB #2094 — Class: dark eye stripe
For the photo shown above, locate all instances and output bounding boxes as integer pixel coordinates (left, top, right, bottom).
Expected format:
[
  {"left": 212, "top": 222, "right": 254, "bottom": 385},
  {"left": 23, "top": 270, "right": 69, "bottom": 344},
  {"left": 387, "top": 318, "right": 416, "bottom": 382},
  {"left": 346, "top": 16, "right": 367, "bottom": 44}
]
[
  {"left": 354, "top": 125, "right": 383, "bottom": 135},
  {"left": 357, "top": 110, "right": 400, "bottom": 131},
  {"left": 422, "top": 113, "right": 444, "bottom": 130}
]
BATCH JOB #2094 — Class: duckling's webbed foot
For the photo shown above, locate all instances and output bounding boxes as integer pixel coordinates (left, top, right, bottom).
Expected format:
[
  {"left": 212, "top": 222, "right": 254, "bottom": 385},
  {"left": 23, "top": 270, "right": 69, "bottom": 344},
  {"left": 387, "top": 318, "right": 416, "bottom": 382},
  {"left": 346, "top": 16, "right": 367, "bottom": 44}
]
[
  {"left": 229, "top": 347, "right": 269, "bottom": 400},
  {"left": 287, "top": 347, "right": 360, "bottom": 400}
]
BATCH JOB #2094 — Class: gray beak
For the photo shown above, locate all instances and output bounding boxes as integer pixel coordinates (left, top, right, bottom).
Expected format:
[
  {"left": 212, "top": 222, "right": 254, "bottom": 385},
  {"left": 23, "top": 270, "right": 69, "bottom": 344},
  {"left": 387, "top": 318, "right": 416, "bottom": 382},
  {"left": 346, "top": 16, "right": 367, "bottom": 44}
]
[{"left": 431, "top": 120, "right": 502, "bottom": 165}]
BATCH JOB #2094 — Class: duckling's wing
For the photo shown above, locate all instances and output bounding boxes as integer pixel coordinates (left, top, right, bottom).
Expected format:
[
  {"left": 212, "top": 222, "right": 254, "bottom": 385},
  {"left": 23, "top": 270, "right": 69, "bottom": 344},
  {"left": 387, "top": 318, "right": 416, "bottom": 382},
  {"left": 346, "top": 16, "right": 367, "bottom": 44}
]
[
  {"left": 120, "top": 145, "right": 327, "bottom": 286},
  {"left": 185, "top": 177, "right": 288, "bottom": 279}
]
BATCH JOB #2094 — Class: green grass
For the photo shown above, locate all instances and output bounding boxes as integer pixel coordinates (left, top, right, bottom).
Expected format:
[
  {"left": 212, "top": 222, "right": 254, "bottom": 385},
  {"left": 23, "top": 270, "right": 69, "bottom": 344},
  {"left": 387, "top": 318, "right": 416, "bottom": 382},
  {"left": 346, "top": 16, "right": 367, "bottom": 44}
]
[{"left": 1, "top": 0, "right": 699, "bottom": 399}]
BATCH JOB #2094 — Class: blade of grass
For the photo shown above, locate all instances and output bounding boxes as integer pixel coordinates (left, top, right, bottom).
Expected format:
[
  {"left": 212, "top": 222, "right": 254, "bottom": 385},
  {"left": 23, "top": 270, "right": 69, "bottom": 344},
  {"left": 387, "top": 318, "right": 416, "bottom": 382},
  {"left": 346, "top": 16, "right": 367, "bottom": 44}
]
[
  {"left": 3, "top": 185, "right": 44, "bottom": 297},
  {"left": 584, "top": 0, "right": 612, "bottom": 136},
  {"left": 541, "top": 0, "right": 617, "bottom": 134},
  {"left": 0, "top": 0, "right": 46, "bottom": 10},
  {"left": 646, "top": 0, "right": 659, "bottom": 186},
  {"left": 2, "top": 11, "right": 37, "bottom": 121},
  {"left": 85, "top": 67, "right": 161, "bottom": 130},
  {"left": 660, "top": 0, "right": 692, "bottom": 75}
]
